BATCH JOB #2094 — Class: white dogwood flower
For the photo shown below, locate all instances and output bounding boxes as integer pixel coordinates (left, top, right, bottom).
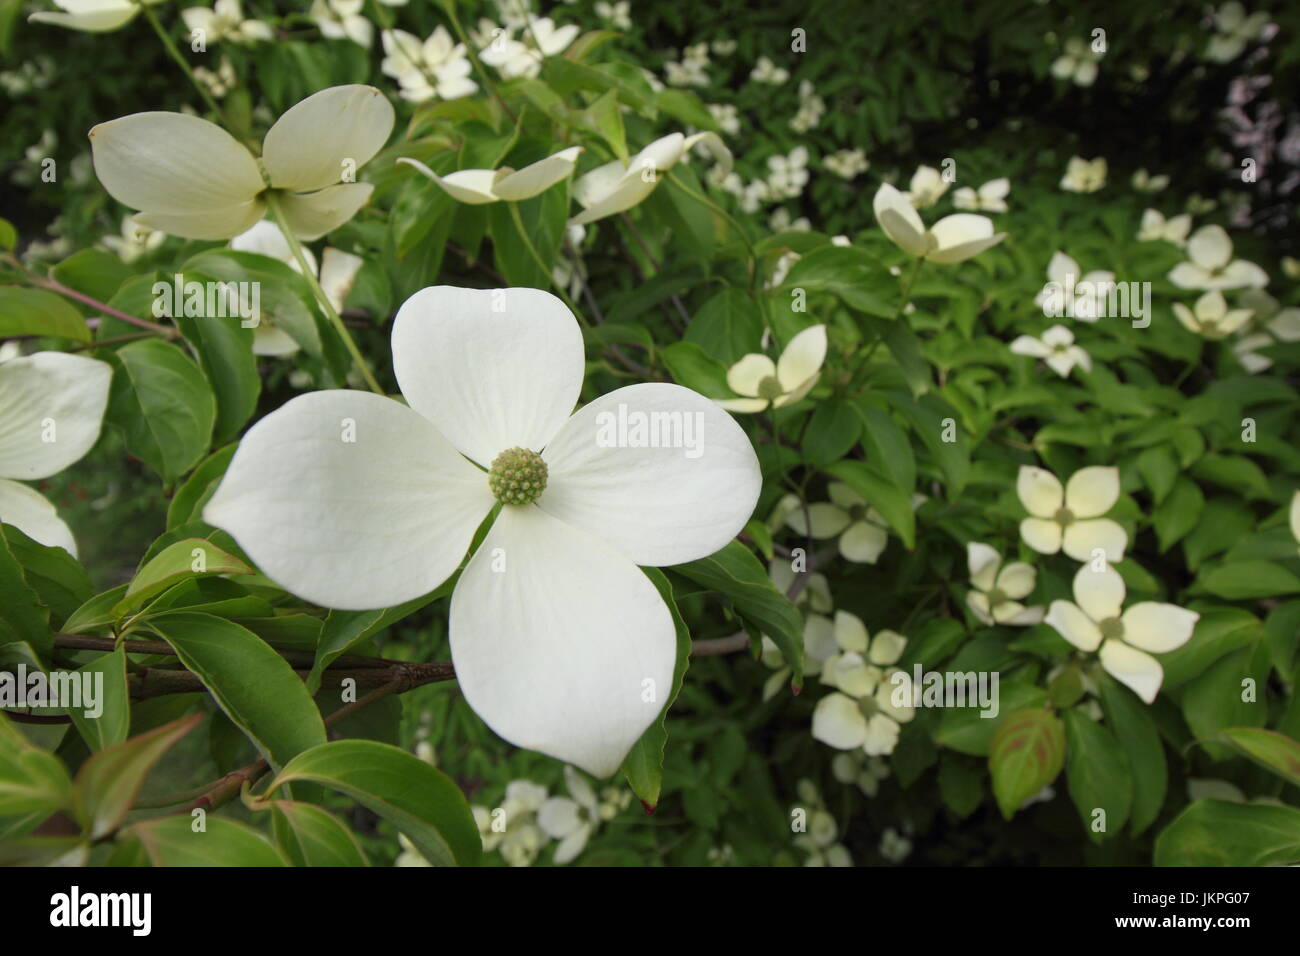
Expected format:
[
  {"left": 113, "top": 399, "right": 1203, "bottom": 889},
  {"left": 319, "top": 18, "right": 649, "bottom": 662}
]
[
  {"left": 1045, "top": 564, "right": 1198, "bottom": 703},
  {"left": 204, "top": 286, "right": 761, "bottom": 776},
  {"left": 1173, "top": 290, "right": 1253, "bottom": 339},
  {"left": 1033, "top": 251, "right": 1115, "bottom": 321},
  {"left": 768, "top": 559, "right": 833, "bottom": 613},
  {"left": 28, "top": 0, "right": 163, "bottom": 32},
  {"left": 760, "top": 610, "right": 855, "bottom": 698},
  {"left": 1009, "top": 324, "right": 1092, "bottom": 378},
  {"left": 903, "top": 165, "right": 949, "bottom": 208},
  {"left": 966, "top": 542, "right": 1044, "bottom": 626},
  {"left": 595, "top": 1, "right": 631, "bottom": 30},
  {"left": 1060, "top": 156, "right": 1107, "bottom": 193},
  {"left": 1231, "top": 290, "right": 1300, "bottom": 372},
  {"left": 537, "top": 765, "right": 603, "bottom": 864},
  {"left": 952, "top": 178, "right": 1010, "bottom": 213},
  {"left": 874, "top": 183, "right": 1005, "bottom": 264},
  {"left": 379, "top": 27, "right": 477, "bottom": 102},
  {"left": 1168, "top": 225, "right": 1268, "bottom": 291},
  {"left": 1131, "top": 169, "right": 1170, "bottom": 193},
  {"left": 823, "top": 148, "right": 869, "bottom": 180},
  {"left": 783, "top": 483, "right": 922, "bottom": 565},
  {"left": 101, "top": 215, "right": 165, "bottom": 263},
  {"left": 1137, "top": 208, "right": 1191, "bottom": 245},
  {"left": 569, "top": 131, "right": 730, "bottom": 226},
  {"left": 398, "top": 147, "right": 583, "bottom": 204},
  {"left": 1205, "top": 2, "right": 1268, "bottom": 62},
  {"left": 1018, "top": 464, "right": 1128, "bottom": 563},
  {"left": 812, "top": 628, "right": 913, "bottom": 757},
  {"left": 716, "top": 325, "right": 825, "bottom": 413},
  {"left": 310, "top": 0, "right": 371, "bottom": 47},
  {"left": 749, "top": 55, "right": 788, "bottom": 85},
  {"left": 89, "top": 85, "right": 394, "bottom": 241},
  {"left": 0, "top": 352, "right": 112, "bottom": 555},
  {"left": 181, "top": 0, "right": 273, "bottom": 45},
  {"left": 479, "top": 16, "right": 577, "bottom": 78},
  {"left": 1051, "top": 37, "right": 1102, "bottom": 86}
]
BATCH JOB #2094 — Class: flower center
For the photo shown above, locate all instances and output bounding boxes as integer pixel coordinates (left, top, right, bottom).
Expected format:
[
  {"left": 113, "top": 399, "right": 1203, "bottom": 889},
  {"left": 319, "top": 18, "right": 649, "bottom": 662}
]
[
  {"left": 1099, "top": 616, "right": 1124, "bottom": 640},
  {"left": 987, "top": 587, "right": 1008, "bottom": 607},
  {"left": 1053, "top": 507, "right": 1075, "bottom": 526},
  {"left": 756, "top": 375, "right": 785, "bottom": 401},
  {"left": 488, "top": 447, "right": 548, "bottom": 506}
]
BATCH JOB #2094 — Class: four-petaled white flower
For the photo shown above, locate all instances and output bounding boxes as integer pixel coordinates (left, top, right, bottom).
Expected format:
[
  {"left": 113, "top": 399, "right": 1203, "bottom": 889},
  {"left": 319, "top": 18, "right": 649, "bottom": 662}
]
[
  {"left": 1168, "top": 225, "right": 1268, "bottom": 291},
  {"left": 1051, "top": 37, "right": 1103, "bottom": 87},
  {"left": 181, "top": 0, "right": 273, "bottom": 45},
  {"left": 903, "top": 165, "right": 950, "bottom": 209},
  {"left": 89, "top": 85, "right": 394, "bottom": 241},
  {"left": 28, "top": 0, "right": 163, "bottom": 32},
  {"left": 379, "top": 27, "right": 477, "bottom": 102},
  {"left": 1060, "top": 156, "right": 1107, "bottom": 193},
  {"left": 1231, "top": 289, "right": 1300, "bottom": 373},
  {"left": 812, "top": 627, "right": 914, "bottom": 757},
  {"left": 716, "top": 325, "right": 826, "bottom": 413},
  {"left": 1172, "top": 290, "right": 1253, "bottom": 340},
  {"left": 537, "top": 765, "right": 605, "bottom": 864},
  {"left": 1034, "top": 250, "right": 1115, "bottom": 321},
  {"left": 966, "top": 542, "right": 1044, "bottom": 626},
  {"left": 1045, "top": 564, "right": 1198, "bottom": 703},
  {"left": 761, "top": 608, "right": 866, "bottom": 699},
  {"left": 1017, "top": 464, "right": 1128, "bottom": 563},
  {"left": 1205, "top": 2, "right": 1269, "bottom": 62},
  {"left": 1137, "top": 208, "right": 1191, "bottom": 245},
  {"left": 310, "top": 0, "right": 372, "bottom": 48},
  {"left": 0, "top": 352, "right": 112, "bottom": 555},
  {"left": 398, "top": 146, "right": 583, "bottom": 205},
  {"left": 749, "top": 55, "right": 789, "bottom": 85},
  {"left": 569, "top": 131, "right": 730, "bottom": 226},
  {"left": 782, "top": 484, "right": 921, "bottom": 565},
  {"left": 479, "top": 17, "right": 578, "bottom": 79},
  {"left": 952, "top": 178, "right": 1010, "bottom": 213},
  {"left": 1131, "top": 169, "right": 1170, "bottom": 193},
  {"left": 1010, "top": 324, "right": 1092, "bottom": 378},
  {"left": 874, "top": 183, "right": 1006, "bottom": 264},
  {"left": 204, "top": 286, "right": 761, "bottom": 776}
]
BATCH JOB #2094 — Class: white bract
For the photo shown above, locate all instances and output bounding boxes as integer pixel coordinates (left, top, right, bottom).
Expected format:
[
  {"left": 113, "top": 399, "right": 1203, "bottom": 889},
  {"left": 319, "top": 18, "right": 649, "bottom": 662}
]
[
  {"left": 1045, "top": 564, "right": 1198, "bottom": 703},
  {"left": 379, "top": 27, "right": 477, "bottom": 102},
  {"left": 1060, "top": 156, "right": 1107, "bottom": 193},
  {"left": 181, "top": 0, "right": 273, "bottom": 45},
  {"left": 1167, "top": 225, "right": 1268, "bottom": 291},
  {"left": 569, "top": 131, "right": 731, "bottom": 226},
  {"left": 398, "top": 146, "right": 583, "bottom": 205},
  {"left": 966, "top": 542, "right": 1044, "bottom": 626},
  {"left": 768, "top": 559, "right": 833, "bottom": 614},
  {"left": 1018, "top": 464, "right": 1128, "bottom": 563},
  {"left": 782, "top": 483, "right": 919, "bottom": 565},
  {"left": 812, "top": 628, "right": 914, "bottom": 757},
  {"left": 1172, "top": 290, "right": 1253, "bottom": 340},
  {"left": 952, "top": 178, "right": 1010, "bottom": 213},
  {"left": 1009, "top": 324, "right": 1092, "bottom": 378},
  {"left": 874, "top": 183, "right": 1006, "bottom": 264},
  {"left": 766, "top": 147, "right": 810, "bottom": 200},
  {"left": 831, "top": 750, "right": 890, "bottom": 798},
  {"left": 479, "top": 17, "right": 578, "bottom": 79},
  {"left": 310, "top": 0, "right": 372, "bottom": 48},
  {"left": 89, "top": 85, "right": 394, "bottom": 241},
  {"left": 716, "top": 325, "right": 826, "bottom": 413},
  {"left": 203, "top": 286, "right": 761, "bottom": 776},
  {"left": 28, "top": 0, "right": 163, "bottom": 32},
  {"left": 903, "top": 165, "right": 949, "bottom": 208},
  {"left": 0, "top": 352, "right": 112, "bottom": 555},
  {"left": 1034, "top": 251, "right": 1115, "bottom": 321},
  {"left": 1137, "top": 208, "right": 1191, "bottom": 245},
  {"left": 1231, "top": 290, "right": 1300, "bottom": 373},
  {"left": 760, "top": 611, "right": 850, "bottom": 699},
  {"left": 1051, "top": 37, "right": 1103, "bottom": 87}
]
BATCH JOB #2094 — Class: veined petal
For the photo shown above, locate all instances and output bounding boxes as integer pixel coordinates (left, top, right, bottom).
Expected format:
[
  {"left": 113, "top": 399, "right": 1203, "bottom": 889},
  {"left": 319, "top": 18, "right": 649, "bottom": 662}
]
[
  {"left": 775, "top": 325, "right": 827, "bottom": 393},
  {"left": 262, "top": 85, "right": 395, "bottom": 192},
  {"left": 202, "top": 390, "right": 493, "bottom": 610},
  {"left": 1062, "top": 518, "right": 1127, "bottom": 563},
  {"left": 1187, "top": 224, "right": 1232, "bottom": 271},
  {"left": 449, "top": 505, "right": 677, "bottom": 778},
  {"left": 1064, "top": 465, "right": 1120, "bottom": 518},
  {"left": 1017, "top": 465, "right": 1063, "bottom": 516},
  {"left": 0, "top": 479, "right": 77, "bottom": 555},
  {"left": 567, "top": 165, "right": 658, "bottom": 225},
  {"left": 1044, "top": 599, "right": 1102, "bottom": 652},
  {"left": 398, "top": 158, "right": 500, "bottom": 204},
  {"left": 1009, "top": 335, "right": 1050, "bottom": 358},
  {"left": 540, "top": 383, "right": 761, "bottom": 566},
  {"left": 995, "top": 561, "right": 1037, "bottom": 600},
  {"left": 1100, "top": 639, "right": 1163, "bottom": 703},
  {"left": 872, "top": 183, "right": 928, "bottom": 257},
  {"left": 276, "top": 183, "right": 374, "bottom": 240},
  {"left": 89, "top": 112, "right": 263, "bottom": 222},
  {"left": 30, "top": 1, "right": 139, "bottom": 32},
  {"left": 0, "top": 352, "right": 112, "bottom": 480},
  {"left": 1072, "top": 563, "right": 1125, "bottom": 621},
  {"left": 391, "top": 286, "right": 584, "bottom": 466},
  {"left": 135, "top": 200, "right": 266, "bottom": 243},
  {"left": 967, "top": 541, "right": 1001, "bottom": 592},
  {"left": 839, "top": 520, "right": 887, "bottom": 563},
  {"left": 811, "top": 692, "right": 868, "bottom": 750},
  {"left": 571, "top": 159, "right": 629, "bottom": 209},
  {"left": 966, "top": 590, "right": 994, "bottom": 626},
  {"left": 928, "top": 214, "right": 1003, "bottom": 264},
  {"left": 493, "top": 146, "right": 584, "bottom": 201},
  {"left": 725, "top": 353, "right": 776, "bottom": 397},
  {"left": 1121, "top": 603, "right": 1199, "bottom": 653},
  {"left": 1020, "top": 517, "right": 1062, "bottom": 554}
]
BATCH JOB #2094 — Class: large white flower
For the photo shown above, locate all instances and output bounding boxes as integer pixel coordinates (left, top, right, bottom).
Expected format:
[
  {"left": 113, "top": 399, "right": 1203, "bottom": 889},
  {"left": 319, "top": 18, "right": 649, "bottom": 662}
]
[
  {"left": 1172, "top": 290, "right": 1253, "bottom": 340},
  {"left": 1017, "top": 465, "right": 1128, "bottom": 563},
  {"left": 1137, "top": 208, "right": 1191, "bottom": 245},
  {"left": 181, "top": 0, "right": 273, "bottom": 45},
  {"left": 0, "top": 352, "right": 112, "bottom": 555},
  {"left": 1009, "top": 324, "right": 1092, "bottom": 378},
  {"left": 1168, "top": 225, "right": 1268, "bottom": 291},
  {"left": 89, "top": 85, "right": 394, "bottom": 241},
  {"left": 203, "top": 286, "right": 761, "bottom": 776},
  {"left": 873, "top": 184, "right": 1005, "bottom": 265},
  {"left": 1060, "top": 156, "right": 1107, "bottom": 193},
  {"left": 952, "top": 178, "right": 1010, "bottom": 213},
  {"left": 569, "top": 131, "right": 731, "bottom": 226},
  {"left": 965, "top": 542, "right": 1043, "bottom": 626},
  {"left": 398, "top": 147, "right": 583, "bottom": 205},
  {"left": 28, "top": 0, "right": 163, "bottom": 32},
  {"left": 716, "top": 325, "right": 825, "bottom": 413},
  {"left": 1033, "top": 250, "right": 1115, "bottom": 321},
  {"left": 812, "top": 628, "right": 914, "bottom": 757},
  {"left": 1045, "top": 564, "right": 1198, "bottom": 703}
]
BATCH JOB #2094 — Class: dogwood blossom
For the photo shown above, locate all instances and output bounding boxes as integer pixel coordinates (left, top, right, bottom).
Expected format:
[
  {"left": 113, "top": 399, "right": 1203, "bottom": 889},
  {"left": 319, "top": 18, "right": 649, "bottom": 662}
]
[
  {"left": 903, "top": 164, "right": 949, "bottom": 208},
  {"left": 952, "top": 178, "right": 1010, "bottom": 212},
  {"left": 1131, "top": 168, "right": 1170, "bottom": 193},
  {"left": 874, "top": 183, "right": 1006, "bottom": 264},
  {"left": 379, "top": 27, "right": 476, "bottom": 102},
  {"left": 569, "top": 131, "right": 730, "bottom": 226},
  {"left": 0, "top": 352, "right": 112, "bottom": 555},
  {"left": 595, "top": 1, "right": 631, "bottom": 30},
  {"left": 1231, "top": 290, "right": 1300, "bottom": 372},
  {"left": 204, "top": 286, "right": 761, "bottom": 776},
  {"left": 760, "top": 612, "right": 843, "bottom": 698},
  {"left": 1018, "top": 464, "right": 1128, "bottom": 563},
  {"left": 28, "top": 0, "right": 163, "bottom": 32},
  {"left": 1137, "top": 208, "right": 1191, "bottom": 244},
  {"left": 1172, "top": 289, "right": 1253, "bottom": 339},
  {"left": 472, "top": 779, "right": 548, "bottom": 866},
  {"left": 1060, "top": 156, "right": 1107, "bottom": 193},
  {"left": 1291, "top": 491, "right": 1300, "bottom": 548},
  {"left": 768, "top": 559, "right": 833, "bottom": 614},
  {"left": 537, "top": 765, "right": 606, "bottom": 863},
  {"left": 766, "top": 146, "right": 810, "bottom": 200},
  {"left": 823, "top": 148, "right": 869, "bottom": 180},
  {"left": 782, "top": 483, "right": 919, "bottom": 564},
  {"left": 966, "top": 542, "right": 1044, "bottom": 626},
  {"left": 310, "top": 0, "right": 371, "bottom": 48},
  {"left": 1167, "top": 225, "right": 1268, "bottom": 291},
  {"left": 716, "top": 325, "right": 825, "bottom": 413},
  {"left": 749, "top": 55, "right": 788, "bottom": 85},
  {"left": 89, "top": 85, "right": 394, "bottom": 241},
  {"left": 399, "top": 147, "right": 583, "bottom": 204},
  {"left": 480, "top": 17, "right": 578, "bottom": 78},
  {"left": 1205, "top": 2, "right": 1268, "bottom": 62},
  {"left": 813, "top": 628, "right": 914, "bottom": 757},
  {"left": 1045, "top": 564, "right": 1198, "bottom": 703},
  {"left": 1051, "top": 37, "right": 1103, "bottom": 86},
  {"left": 789, "top": 81, "right": 825, "bottom": 133},
  {"left": 1033, "top": 250, "right": 1115, "bottom": 321},
  {"left": 1010, "top": 324, "right": 1092, "bottom": 378},
  {"left": 101, "top": 215, "right": 165, "bottom": 263},
  {"left": 832, "top": 750, "right": 890, "bottom": 797},
  {"left": 181, "top": 0, "right": 273, "bottom": 45}
]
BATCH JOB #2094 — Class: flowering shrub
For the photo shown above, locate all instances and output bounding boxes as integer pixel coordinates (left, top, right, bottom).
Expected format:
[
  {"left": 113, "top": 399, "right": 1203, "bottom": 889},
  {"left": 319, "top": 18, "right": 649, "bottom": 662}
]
[{"left": 1, "top": 0, "right": 1300, "bottom": 870}]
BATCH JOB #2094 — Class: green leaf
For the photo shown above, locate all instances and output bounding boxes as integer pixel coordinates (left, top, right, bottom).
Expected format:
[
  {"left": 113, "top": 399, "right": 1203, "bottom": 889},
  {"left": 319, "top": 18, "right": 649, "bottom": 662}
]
[
  {"left": 0, "top": 216, "right": 15, "bottom": 251},
  {"left": 855, "top": 404, "right": 917, "bottom": 497},
  {"left": 270, "top": 800, "right": 369, "bottom": 866},
  {"left": 682, "top": 286, "right": 761, "bottom": 366},
  {"left": 1181, "top": 648, "right": 1265, "bottom": 760},
  {"left": 1159, "top": 606, "right": 1261, "bottom": 690},
  {"left": 823, "top": 459, "right": 915, "bottom": 548},
  {"left": 0, "top": 526, "right": 53, "bottom": 659},
  {"left": 1152, "top": 476, "right": 1203, "bottom": 552},
  {"left": 777, "top": 246, "right": 899, "bottom": 317},
  {"left": 0, "top": 286, "right": 91, "bottom": 341},
  {"left": 1, "top": 523, "right": 91, "bottom": 627},
  {"left": 1183, "top": 498, "right": 1255, "bottom": 570},
  {"left": 146, "top": 613, "right": 327, "bottom": 772},
  {"left": 307, "top": 586, "right": 448, "bottom": 693},
  {"left": 802, "top": 396, "right": 861, "bottom": 467},
  {"left": 0, "top": 711, "right": 73, "bottom": 817},
  {"left": 1062, "top": 708, "right": 1132, "bottom": 841},
  {"left": 1154, "top": 799, "right": 1300, "bottom": 866},
  {"left": 583, "top": 89, "right": 627, "bottom": 160},
  {"left": 181, "top": 249, "right": 323, "bottom": 358},
  {"left": 1190, "top": 454, "right": 1272, "bottom": 500},
  {"left": 1098, "top": 675, "right": 1166, "bottom": 835},
  {"left": 69, "top": 646, "right": 130, "bottom": 752},
  {"left": 1212, "top": 727, "right": 1300, "bottom": 789},
  {"left": 166, "top": 444, "right": 236, "bottom": 529},
  {"left": 127, "top": 814, "right": 289, "bottom": 866},
  {"left": 989, "top": 707, "right": 1065, "bottom": 819},
  {"left": 882, "top": 320, "right": 931, "bottom": 397},
  {"left": 654, "top": 88, "right": 719, "bottom": 132},
  {"left": 488, "top": 187, "right": 567, "bottom": 288},
  {"left": 267, "top": 739, "right": 481, "bottom": 866},
  {"left": 72, "top": 714, "right": 201, "bottom": 839},
  {"left": 52, "top": 249, "right": 130, "bottom": 305},
  {"left": 176, "top": 308, "right": 259, "bottom": 445},
  {"left": 938, "top": 753, "right": 984, "bottom": 818},
  {"left": 889, "top": 391, "right": 969, "bottom": 493},
  {"left": 62, "top": 585, "right": 129, "bottom": 636},
  {"left": 937, "top": 682, "right": 1047, "bottom": 755},
  {"left": 1136, "top": 444, "right": 1179, "bottom": 504},
  {"left": 673, "top": 540, "right": 805, "bottom": 685},
  {"left": 105, "top": 339, "right": 216, "bottom": 484},
  {"left": 115, "top": 538, "right": 253, "bottom": 616},
  {"left": 1197, "top": 560, "right": 1300, "bottom": 600},
  {"left": 660, "top": 340, "right": 731, "bottom": 398}
]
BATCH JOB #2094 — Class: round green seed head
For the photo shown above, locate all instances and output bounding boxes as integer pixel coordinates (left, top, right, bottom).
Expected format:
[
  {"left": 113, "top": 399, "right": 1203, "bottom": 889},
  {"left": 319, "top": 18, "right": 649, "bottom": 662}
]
[{"left": 488, "top": 447, "right": 548, "bottom": 506}]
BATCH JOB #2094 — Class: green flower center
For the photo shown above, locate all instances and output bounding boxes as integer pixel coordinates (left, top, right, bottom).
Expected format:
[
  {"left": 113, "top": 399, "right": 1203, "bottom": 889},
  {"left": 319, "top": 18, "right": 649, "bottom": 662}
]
[
  {"left": 756, "top": 375, "right": 785, "bottom": 401},
  {"left": 857, "top": 695, "right": 880, "bottom": 718},
  {"left": 987, "top": 587, "right": 1008, "bottom": 607},
  {"left": 488, "top": 447, "right": 548, "bottom": 506},
  {"left": 1099, "top": 616, "right": 1124, "bottom": 640},
  {"left": 1053, "top": 507, "right": 1075, "bottom": 526}
]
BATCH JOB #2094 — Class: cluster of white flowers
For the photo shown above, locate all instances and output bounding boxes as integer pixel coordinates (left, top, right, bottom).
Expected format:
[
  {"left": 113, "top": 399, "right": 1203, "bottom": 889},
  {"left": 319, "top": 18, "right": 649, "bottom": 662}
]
[
  {"left": 791, "top": 780, "right": 852, "bottom": 865},
  {"left": 664, "top": 42, "right": 710, "bottom": 87},
  {"left": 789, "top": 80, "right": 825, "bottom": 133},
  {"left": 380, "top": 26, "right": 477, "bottom": 102},
  {"left": 182, "top": 0, "right": 272, "bottom": 45},
  {"left": 707, "top": 102, "right": 741, "bottom": 136},
  {"left": 594, "top": 0, "right": 631, "bottom": 31},
  {"left": 749, "top": 55, "right": 789, "bottom": 85},
  {"left": 0, "top": 55, "right": 56, "bottom": 96},
  {"left": 192, "top": 57, "right": 237, "bottom": 98},
  {"left": 765, "top": 146, "right": 810, "bottom": 200},
  {"left": 1051, "top": 36, "right": 1103, "bottom": 87},
  {"left": 475, "top": 15, "right": 578, "bottom": 79},
  {"left": 1060, "top": 155, "right": 1107, "bottom": 193},
  {"left": 1205, "top": 2, "right": 1269, "bottom": 62},
  {"left": 823, "top": 148, "right": 869, "bottom": 180},
  {"left": 1136, "top": 208, "right": 1191, "bottom": 245}
]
